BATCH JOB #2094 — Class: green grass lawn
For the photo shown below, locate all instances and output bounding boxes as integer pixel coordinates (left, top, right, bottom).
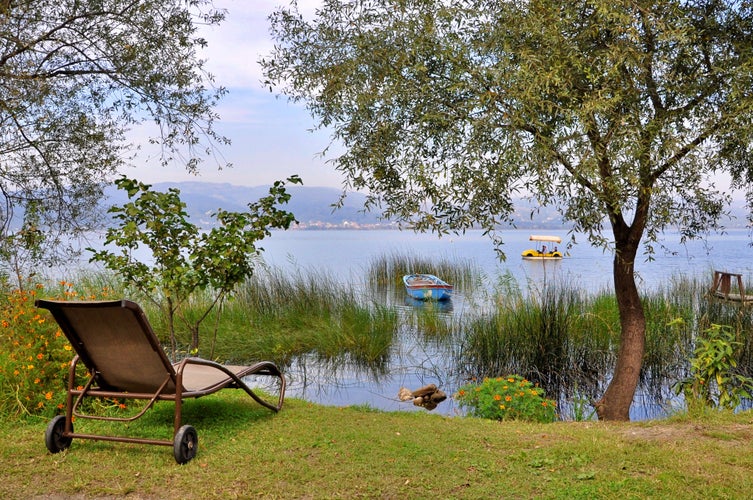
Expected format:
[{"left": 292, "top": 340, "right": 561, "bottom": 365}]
[{"left": 2, "top": 391, "right": 753, "bottom": 499}]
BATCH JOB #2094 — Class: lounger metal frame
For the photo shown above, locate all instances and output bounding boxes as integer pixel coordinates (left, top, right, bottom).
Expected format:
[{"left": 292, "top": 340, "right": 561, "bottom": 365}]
[{"left": 36, "top": 299, "right": 286, "bottom": 463}]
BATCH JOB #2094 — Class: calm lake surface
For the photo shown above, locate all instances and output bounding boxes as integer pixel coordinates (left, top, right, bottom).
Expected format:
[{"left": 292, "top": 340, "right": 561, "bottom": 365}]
[
  {"left": 261, "top": 228, "right": 753, "bottom": 292},
  {"left": 256, "top": 228, "right": 753, "bottom": 419}
]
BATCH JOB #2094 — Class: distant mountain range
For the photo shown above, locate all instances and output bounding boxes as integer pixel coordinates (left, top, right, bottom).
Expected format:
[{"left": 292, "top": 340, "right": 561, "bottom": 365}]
[
  {"left": 102, "top": 181, "right": 751, "bottom": 230},
  {"left": 103, "top": 182, "right": 387, "bottom": 229}
]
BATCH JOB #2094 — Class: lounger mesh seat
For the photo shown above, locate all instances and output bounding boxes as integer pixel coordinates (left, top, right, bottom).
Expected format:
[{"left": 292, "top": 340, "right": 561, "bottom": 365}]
[{"left": 36, "top": 299, "right": 286, "bottom": 464}]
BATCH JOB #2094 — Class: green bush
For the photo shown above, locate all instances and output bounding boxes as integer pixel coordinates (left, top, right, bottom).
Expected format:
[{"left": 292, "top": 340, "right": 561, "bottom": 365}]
[
  {"left": 455, "top": 374, "right": 558, "bottom": 423},
  {"left": 674, "top": 324, "right": 753, "bottom": 412}
]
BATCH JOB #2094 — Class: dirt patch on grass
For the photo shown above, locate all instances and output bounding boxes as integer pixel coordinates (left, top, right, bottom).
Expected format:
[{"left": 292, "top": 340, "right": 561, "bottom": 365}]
[{"left": 617, "top": 422, "right": 753, "bottom": 444}]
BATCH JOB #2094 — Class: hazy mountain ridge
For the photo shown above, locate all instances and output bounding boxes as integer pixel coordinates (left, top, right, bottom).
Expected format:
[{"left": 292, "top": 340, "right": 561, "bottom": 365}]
[
  {"left": 102, "top": 181, "right": 751, "bottom": 229},
  {"left": 103, "top": 182, "right": 388, "bottom": 229}
]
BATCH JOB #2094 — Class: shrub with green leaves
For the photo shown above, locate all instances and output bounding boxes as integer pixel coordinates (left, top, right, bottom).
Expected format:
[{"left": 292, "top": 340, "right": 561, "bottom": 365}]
[
  {"left": 455, "top": 375, "right": 557, "bottom": 423},
  {"left": 89, "top": 175, "right": 301, "bottom": 359},
  {"left": 674, "top": 324, "right": 753, "bottom": 412}
]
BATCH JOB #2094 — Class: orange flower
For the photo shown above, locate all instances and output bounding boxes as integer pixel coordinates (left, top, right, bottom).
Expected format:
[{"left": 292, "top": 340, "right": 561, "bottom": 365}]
[
  {"left": 37, "top": 353, "right": 44, "bottom": 360},
  {"left": 45, "top": 391, "right": 53, "bottom": 400},
  {"left": 457, "top": 389, "right": 466, "bottom": 397},
  {"left": 505, "top": 395, "right": 512, "bottom": 402},
  {"left": 493, "top": 394, "right": 502, "bottom": 401}
]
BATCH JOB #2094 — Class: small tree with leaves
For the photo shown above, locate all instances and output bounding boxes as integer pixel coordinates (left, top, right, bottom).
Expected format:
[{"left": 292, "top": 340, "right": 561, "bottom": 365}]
[{"left": 89, "top": 176, "right": 301, "bottom": 359}]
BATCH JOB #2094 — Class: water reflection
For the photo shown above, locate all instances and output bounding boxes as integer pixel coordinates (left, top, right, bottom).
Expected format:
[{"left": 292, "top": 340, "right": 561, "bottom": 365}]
[{"left": 403, "top": 296, "right": 454, "bottom": 313}]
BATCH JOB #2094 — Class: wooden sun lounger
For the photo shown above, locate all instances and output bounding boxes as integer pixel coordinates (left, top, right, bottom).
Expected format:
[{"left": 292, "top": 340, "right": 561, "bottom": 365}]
[{"left": 36, "top": 299, "right": 286, "bottom": 464}]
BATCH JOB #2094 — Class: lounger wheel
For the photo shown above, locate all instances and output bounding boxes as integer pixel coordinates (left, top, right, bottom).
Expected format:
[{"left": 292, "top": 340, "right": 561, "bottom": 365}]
[
  {"left": 173, "top": 425, "right": 198, "bottom": 464},
  {"left": 45, "top": 415, "right": 73, "bottom": 454}
]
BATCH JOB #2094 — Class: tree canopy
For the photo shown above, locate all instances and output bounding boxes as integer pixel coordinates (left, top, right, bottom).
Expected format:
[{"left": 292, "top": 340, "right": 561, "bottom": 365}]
[
  {"left": 263, "top": 0, "right": 753, "bottom": 419},
  {"left": 0, "top": 0, "right": 228, "bottom": 272}
]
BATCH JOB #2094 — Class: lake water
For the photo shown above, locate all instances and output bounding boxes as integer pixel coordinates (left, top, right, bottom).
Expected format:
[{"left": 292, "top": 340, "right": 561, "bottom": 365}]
[
  {"left": 260, "top": 228, "right": 753, "bottom": 292},
  {"left": 254, "top": 228, "right": 753, "bottom": 418}
]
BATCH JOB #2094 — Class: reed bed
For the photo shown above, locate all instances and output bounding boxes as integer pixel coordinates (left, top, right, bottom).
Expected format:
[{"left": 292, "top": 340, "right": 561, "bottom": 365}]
[
  {"left": 456, "top": 280, "right": 608, "bottom": 397},
  {"left": 210, "top": 267, "right": 399, "bottom": 370},
  {"left": 366, "top": 251, "right": 482, "bottom": 290},
  {"left": 451, "top": 275, "right": 743, "bottom": 413}
]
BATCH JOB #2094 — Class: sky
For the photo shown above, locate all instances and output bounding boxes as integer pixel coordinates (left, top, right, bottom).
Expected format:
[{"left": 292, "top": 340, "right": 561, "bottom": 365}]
[
  {"left": 124, "top": 1, "right": 741, "bottom": 199},
  {"left": 125, "top": 1, "right": 343, "bottom": 189}
]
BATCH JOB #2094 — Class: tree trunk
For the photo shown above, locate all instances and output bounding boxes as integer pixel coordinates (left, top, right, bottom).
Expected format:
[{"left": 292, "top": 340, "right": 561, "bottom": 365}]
[{"left": 594, "top": 243, "right": 646, "bottom": 421}]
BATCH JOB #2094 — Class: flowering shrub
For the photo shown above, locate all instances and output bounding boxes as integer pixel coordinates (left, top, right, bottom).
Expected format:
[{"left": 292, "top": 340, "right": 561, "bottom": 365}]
[
  {"left": 455, "top": 375, "right": 558, "bottom": 423},
  {"left": 0, "top": 281, "right": 114, "bottom": 418}
]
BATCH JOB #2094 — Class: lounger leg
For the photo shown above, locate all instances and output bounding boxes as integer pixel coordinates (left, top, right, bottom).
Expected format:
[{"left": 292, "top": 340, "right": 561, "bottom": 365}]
[{"left": 174, "top": 370, "right": 184, "bottom": 437}]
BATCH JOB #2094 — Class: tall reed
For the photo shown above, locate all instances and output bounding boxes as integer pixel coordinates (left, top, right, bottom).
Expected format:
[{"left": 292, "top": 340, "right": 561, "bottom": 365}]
[
  {"left": 366, "top": 251, "right": 481, "bottom": 290},
  {"left": 457, "top": 280, "right": 597, "bottom": 393},
  {"left": 640, "top": 275, "right": 701, "bottom": 393},
  {"left": 210, "top": 266, "right": 399, "bottom": 371},
  {"left": 456, "top": 276, "right": 707, "bottom": 410}
]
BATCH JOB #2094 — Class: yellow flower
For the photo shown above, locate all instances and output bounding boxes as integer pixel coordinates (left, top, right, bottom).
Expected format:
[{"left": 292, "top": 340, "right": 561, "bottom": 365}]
[
  {"left": 64, "top": 345, "right": 72, "bottom": 351},
  {"left": 499, "top": 404, "right": 506, "bottom": 410}
]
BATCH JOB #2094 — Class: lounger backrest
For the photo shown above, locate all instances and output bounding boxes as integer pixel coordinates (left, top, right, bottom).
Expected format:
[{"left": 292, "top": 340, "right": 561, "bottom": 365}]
[{"left": 36, "top": 299, "right": 178, "bottom": 393}]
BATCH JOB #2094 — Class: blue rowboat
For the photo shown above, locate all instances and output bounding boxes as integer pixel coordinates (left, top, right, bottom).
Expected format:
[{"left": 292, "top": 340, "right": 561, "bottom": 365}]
[{"left": 403, "top": 274, "right": 453, "bottom": 301}]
